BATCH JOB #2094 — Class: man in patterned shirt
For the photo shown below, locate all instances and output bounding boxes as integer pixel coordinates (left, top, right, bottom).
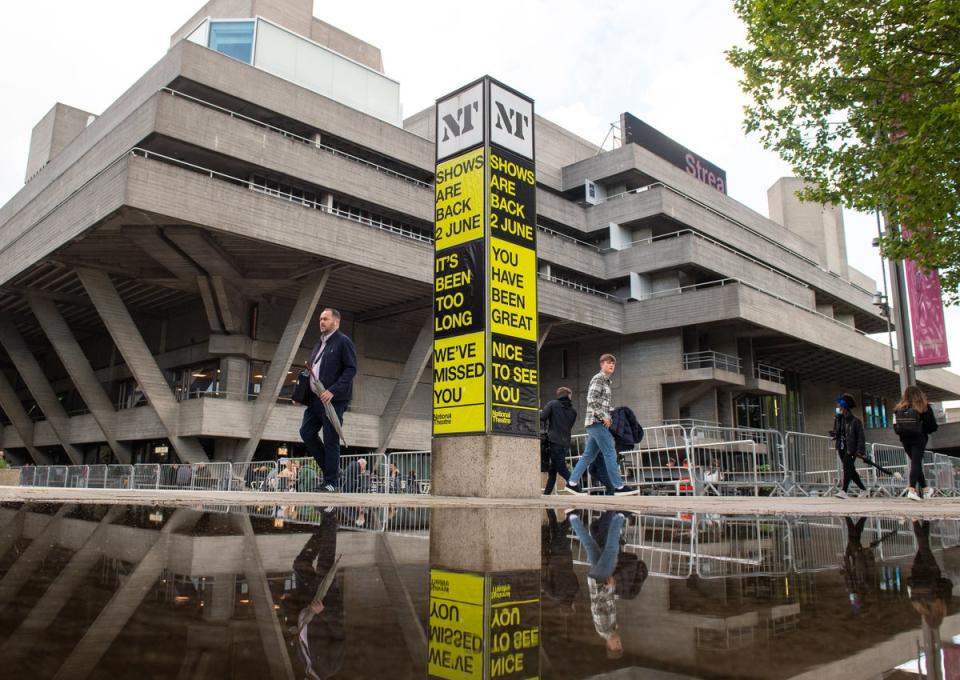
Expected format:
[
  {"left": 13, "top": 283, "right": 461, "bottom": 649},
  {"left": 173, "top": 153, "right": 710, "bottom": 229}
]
[{"left": 565, "top": 354, "right": 638, "bottom": 496}]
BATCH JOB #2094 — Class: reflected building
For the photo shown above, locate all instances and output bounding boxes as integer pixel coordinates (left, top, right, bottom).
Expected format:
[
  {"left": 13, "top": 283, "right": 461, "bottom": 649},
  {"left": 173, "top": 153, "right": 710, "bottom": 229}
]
[{"left": 0, "top": 503, "right": 956, "bottom": 678}]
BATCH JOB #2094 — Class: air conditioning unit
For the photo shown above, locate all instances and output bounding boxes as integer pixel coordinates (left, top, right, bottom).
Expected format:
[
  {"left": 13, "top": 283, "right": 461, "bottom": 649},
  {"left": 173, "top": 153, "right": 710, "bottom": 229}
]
[{"left": 584, "top": 180, "right": 606, "bottom": 205}]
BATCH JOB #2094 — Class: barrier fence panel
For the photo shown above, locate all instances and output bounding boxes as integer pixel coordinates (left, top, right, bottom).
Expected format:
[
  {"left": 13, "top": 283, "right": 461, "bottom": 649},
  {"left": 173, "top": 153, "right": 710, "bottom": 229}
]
[
  {"left": 230, "top": 462, "right": 279, "bottom": 491},
  {"left": 46, "top": 465, "right": 68, "bottom": 488},
  {"left": 696, "top": 517, "right": 791, "bottom": 579},
  {"left": 389, "top": 451, "right": 431, "bottom": 494},
  {"left": 619, "top": 425, "right": 692, "bottom": 495},
  {"left": 340, "top": 453, "right": 388, "bottom": 493},
  {"left": 622, "top": 513, "right": 695, "bottom": 578},
  {"left": 86, "top": 464, "right": 107, "bottom": 488},
  {"left": 280, "top": 457, "right": 323, "bottom": 492},
  {"left": 787, "top": 517, "right": 847, "bottom": 574},
  {"left": 383, "top": 506, "right": 432, "bottom": 536},
  {"left": 925, "top": 451, "right": 954, "bottom": 496},
  {"left": 933, "top": 453, "right": 960, "bottom": 497},
  {"left": 134, "top": 464, "right": 160, "bottom": 490},
  {"left": 18, "top": 467, "right": 37, "bottom": 487},
  {"left": 67, "top": 465, "right": 89, "bottom": 488},
  {"left": 106, "top": 465, "right": 134, "bottom": 489},
  {"left": 785, "top": 432, "right": 838, "bottom": 496},
  {"left": 690, "top": 440, "right": 774, "bottom": 496},
  {"left": 158, "top": 464, "right": 193, "bottom": 489},
  {"left": 870, "top": 444, "right": 909, "bottom": 497},
  {"left": 691, "top": 426, "right": 786, "bottom": 495},
  {"left": 190, "top": 462, "right": 231, "bottom": 491}
]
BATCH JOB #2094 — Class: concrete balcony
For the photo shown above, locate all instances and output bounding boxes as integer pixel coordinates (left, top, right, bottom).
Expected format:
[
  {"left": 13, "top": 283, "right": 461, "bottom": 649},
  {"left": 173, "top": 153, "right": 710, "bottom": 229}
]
[
  {"left": 676, "top": 351, "right": 746, "bottom": 388},
  {"left": 744, "top": 363, "right": 787, "bottom": 396}
]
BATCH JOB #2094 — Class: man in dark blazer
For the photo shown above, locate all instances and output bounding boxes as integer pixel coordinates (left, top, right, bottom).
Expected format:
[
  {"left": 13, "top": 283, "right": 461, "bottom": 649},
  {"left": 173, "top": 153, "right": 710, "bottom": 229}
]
[{"left": 299, "top": 308, "right": 357, "bottom": 491}]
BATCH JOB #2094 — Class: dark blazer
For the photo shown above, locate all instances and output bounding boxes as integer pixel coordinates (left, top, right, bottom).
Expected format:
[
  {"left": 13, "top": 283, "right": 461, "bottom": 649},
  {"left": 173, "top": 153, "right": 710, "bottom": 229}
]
[{"left": 308, "top": 330, "right": 358, "bottom": 405}]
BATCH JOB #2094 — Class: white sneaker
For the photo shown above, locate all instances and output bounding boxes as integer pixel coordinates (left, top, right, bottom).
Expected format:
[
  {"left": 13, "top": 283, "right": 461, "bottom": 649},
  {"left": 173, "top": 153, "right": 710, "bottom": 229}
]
[
  {"left": 836, "top": 490, "right": 848, "bottom": 499},
  {"left": 907, "top": 489, "right": 923, "bottom": 502},
  {"left": 924, "top": 487, "right": 935, "bottom": 499}
]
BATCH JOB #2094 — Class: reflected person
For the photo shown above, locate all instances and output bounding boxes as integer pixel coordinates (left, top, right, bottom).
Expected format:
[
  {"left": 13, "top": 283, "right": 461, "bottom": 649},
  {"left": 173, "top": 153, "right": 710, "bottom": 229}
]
[
  {"left": 285, "top": 511, "right": 345, "bottom": 679},
  {"left": 910, "top": 520, "right": 953, "bottom": 627},
  {"left": 568, "top": 510, "right": 647, "bottom": 659},
  {"left": 842, "top": 517, "right": 878, "bottom": 613},
  {"left": 542, "top": 509, "right": 579, "bottom": 612}
]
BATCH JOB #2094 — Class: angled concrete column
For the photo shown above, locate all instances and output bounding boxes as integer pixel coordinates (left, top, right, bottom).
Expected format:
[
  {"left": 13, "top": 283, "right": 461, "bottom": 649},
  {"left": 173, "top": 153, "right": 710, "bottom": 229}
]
[
  {"left": 0, "top": 505, "right": 125, "bottom": 658},
  {"left": 376, "top": 315, "right": 432, "bottom": 453},
  {"left": 0, "top": 506, "right": 30, "bottom": 562},
  {"left": 52, "top": 509, "right": 201, "bottom": 680},
  {"left": 0, "top": 504, "right": 75, "bottom": 610},
  {"left": 28, "top": 295, "right": 131, "bottom": 463},
  {"left": 237, "top": 269, "right": 330, "bottom": 463},
  {"left": 76, "top": 268, "right": 209, "bottom": 463},
  {"left": 0, "top": 320, "right": 83, "bottom": 464},
  {"left": 0, "top": 372, "right": 51, "bottom": 464},
  {"left": 234, "top": 514, "right": 295, "bottom": 680},
  {"left": 376, "top": 534, "right": 427, "bottom": 674},
  {"left": 537, "top": 321, "right": 555, "bottom": 351}
]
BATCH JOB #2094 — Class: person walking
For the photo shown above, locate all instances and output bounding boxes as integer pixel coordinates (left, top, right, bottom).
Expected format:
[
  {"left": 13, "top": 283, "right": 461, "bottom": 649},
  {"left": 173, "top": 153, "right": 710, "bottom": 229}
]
[
  {"left": 299, "top": 308, "right": 357, "bottom": 492},
  {"left": 830, "top": 393, "right": 867, "bottom": 498},
  {"left": 894, "top": 385, "right": 939, "bottom": 501},
  {"left": 565, "top": 354, "right": 637, "bottom": 496},
  {"left": 541, "top": 386, "right": 577, "bottom": 495}
]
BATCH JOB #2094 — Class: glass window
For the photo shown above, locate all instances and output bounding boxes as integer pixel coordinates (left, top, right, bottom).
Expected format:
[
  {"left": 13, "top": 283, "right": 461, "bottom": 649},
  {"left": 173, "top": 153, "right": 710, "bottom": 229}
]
[{"left": 208, "top": 21, "right": 255, "bottom": 64}]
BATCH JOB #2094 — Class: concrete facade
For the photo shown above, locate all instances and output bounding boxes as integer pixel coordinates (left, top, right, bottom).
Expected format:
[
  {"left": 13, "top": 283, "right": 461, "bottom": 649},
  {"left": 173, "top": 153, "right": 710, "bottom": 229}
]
[{"left": 1, "top": 3, "right": 959, "bottom": 468}]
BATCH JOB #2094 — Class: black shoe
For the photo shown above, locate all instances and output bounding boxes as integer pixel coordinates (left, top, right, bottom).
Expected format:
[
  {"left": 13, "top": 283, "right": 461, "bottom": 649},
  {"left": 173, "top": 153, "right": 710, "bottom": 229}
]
[
  {"left": 318, "top": 483, "right": 337, "bottom": 493},
  {"left": 614, "top": 486, "right": 639, "bottom": 496},
  {"left": 563, "top": 481, "right": 585, "bottom": 495}
]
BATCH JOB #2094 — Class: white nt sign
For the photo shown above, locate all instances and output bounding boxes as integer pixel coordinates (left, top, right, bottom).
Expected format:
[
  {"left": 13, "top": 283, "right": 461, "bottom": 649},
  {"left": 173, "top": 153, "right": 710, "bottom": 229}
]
[
  {"left": 436, "top": 81, "right": 484, "bottom": 161},
  {"left": 489, "top": 82, "right": 533, "bottom": 160}
]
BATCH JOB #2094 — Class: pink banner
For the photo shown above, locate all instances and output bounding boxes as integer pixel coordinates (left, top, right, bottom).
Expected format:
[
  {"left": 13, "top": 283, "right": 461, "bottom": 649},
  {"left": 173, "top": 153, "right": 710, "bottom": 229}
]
[{"left": 905, "top": 257, "right": 951, "bottom": 367}]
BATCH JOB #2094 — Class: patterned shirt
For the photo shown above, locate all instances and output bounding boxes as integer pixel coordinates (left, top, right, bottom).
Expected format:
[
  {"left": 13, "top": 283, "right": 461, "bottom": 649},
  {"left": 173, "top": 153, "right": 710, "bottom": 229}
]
[
  {"left": 588, "top": 576, "right": 617, "bottom": 639},
  {"left": 584, "top": 371, "right": 612, "bottom": 428}
]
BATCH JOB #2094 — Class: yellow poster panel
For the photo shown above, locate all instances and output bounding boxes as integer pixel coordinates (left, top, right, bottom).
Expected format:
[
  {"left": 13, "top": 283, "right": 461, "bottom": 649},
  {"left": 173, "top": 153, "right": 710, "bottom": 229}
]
[
  {"left": 428, "top": 570, "right": 486, "bottom": 680},
  {"left": 436, "top": 148, "right": 485, "bottom": 251},
  {"left": 433, "top": 331, "right": 486, "bottom": 435},
  {"left": 488, "top": 237, "right": 537, "bottom": 342}
]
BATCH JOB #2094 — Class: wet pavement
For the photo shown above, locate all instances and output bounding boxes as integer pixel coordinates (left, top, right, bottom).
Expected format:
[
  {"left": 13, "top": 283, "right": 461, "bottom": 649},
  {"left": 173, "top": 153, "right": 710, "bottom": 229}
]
[{"left": 0, "top": 502, "right": 957, "bottom": 679}]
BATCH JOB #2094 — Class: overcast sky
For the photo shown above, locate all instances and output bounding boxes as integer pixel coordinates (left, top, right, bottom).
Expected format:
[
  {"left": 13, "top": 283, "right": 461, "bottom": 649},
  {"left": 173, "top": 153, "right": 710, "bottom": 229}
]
[{"left": 1, "top": 0, "right": 958, "bottom": 390}]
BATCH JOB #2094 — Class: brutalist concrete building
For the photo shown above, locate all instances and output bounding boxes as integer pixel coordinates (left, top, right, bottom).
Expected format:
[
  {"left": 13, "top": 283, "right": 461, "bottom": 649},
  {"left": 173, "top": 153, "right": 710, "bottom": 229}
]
[{"left": 1, "top": 0, "right": 958, "bottom": 466}]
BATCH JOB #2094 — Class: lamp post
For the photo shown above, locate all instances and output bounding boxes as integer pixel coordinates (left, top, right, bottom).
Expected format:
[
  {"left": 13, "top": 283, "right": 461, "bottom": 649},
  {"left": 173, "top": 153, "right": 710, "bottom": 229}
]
[{"left": 875, "top": 211, "right": 916, "bottom": 392}]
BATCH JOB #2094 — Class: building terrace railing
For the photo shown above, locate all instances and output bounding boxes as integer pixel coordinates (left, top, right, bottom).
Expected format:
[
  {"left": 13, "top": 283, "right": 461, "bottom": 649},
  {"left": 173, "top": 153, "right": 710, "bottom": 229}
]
[
  {"left": 682, "top": 351, "right": 742, "bottom": 374},
  {"left": 603, "top": 182, "right": 874, "bottom": 297},
  {"left": 754, "top": 363, "right": 785, "bottom": 384}
]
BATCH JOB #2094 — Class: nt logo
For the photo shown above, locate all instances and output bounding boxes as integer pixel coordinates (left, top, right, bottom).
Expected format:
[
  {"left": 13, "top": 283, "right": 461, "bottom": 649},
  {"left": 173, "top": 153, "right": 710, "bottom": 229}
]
[
  {"left": 441, "top": 100, "right": 480, "bottom": 142},
  {"left": 493, "top": 101, "right": 529, "bottom": 141}
]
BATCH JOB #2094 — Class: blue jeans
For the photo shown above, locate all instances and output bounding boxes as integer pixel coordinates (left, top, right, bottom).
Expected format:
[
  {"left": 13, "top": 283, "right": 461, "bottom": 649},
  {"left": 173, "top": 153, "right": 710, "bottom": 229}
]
[
  {"left": 570, "top": 512, "right": 625, "bottom": 580},
  {"left": 300, "top": 399, "right": 348, "bottom": 486},
  {"left": 570, "top": 423, "right": 624, "bottom": 489}
]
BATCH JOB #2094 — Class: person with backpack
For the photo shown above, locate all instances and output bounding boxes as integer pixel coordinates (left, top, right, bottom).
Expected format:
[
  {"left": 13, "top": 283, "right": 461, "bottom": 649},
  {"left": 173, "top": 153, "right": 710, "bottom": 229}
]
[
  {"left": 894, "top": 385, "right": 939, "bottom": 501},
  {"left": 541, "top": 386, "right": 578, "bottom": 494},
  {"left": 829, "top": 393, "right": 867, "bottom": 498}
]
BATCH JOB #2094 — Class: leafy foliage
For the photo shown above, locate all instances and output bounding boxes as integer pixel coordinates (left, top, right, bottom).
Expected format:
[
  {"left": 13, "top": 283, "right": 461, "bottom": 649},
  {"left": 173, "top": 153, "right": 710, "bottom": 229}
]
[{"left": 727, "top": 0, "right": 960, "bottom": 301}]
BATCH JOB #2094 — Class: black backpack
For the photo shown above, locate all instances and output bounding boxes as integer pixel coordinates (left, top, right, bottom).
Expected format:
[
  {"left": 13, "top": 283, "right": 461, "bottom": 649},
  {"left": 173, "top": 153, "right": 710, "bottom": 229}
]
[{"left": 894, "top": 407, "right": 923, "bottom": 437}]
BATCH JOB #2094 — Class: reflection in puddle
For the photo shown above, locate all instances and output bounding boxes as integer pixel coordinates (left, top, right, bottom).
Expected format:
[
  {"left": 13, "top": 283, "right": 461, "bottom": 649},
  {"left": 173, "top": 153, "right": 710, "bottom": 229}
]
[{"left": 0, "top": 503, "right": 955, "bottom": 679}]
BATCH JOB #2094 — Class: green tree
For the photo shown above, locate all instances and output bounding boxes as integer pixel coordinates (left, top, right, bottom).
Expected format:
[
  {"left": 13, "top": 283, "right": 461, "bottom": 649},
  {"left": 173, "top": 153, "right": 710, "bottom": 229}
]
[{"left": 727, "top": 0, "right": 960, "bottom": 300}]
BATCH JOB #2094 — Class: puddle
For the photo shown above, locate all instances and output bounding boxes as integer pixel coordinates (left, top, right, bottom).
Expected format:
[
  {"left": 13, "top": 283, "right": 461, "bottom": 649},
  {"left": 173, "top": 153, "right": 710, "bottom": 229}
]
[{"left": 0, "top": 503, "right": 955, "bottom": 679}]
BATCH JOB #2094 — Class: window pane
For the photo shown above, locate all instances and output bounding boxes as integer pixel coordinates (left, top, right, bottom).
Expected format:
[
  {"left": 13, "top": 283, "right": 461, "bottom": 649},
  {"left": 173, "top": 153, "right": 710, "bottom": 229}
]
[{"left": 208, "top": 21, "right": 255, "bottom": 64}]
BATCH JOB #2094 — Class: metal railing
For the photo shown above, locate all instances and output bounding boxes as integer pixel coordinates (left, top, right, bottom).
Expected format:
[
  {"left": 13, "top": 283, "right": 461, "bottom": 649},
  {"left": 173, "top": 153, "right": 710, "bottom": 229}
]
[
  {"left": 15, "top": 431, "right": 959, "bottom": 499},
  {"left": 161, "top": 87, "right": 434, "bottom": 189},
  {"left": 753, "top": 363, "right": 785, "bottom": 384},
  {"left": 683, "top": 351, "right": 742, "bottom": 374},
  {"left": 537, "top": 272, "right": 624, "bottom": 302}
]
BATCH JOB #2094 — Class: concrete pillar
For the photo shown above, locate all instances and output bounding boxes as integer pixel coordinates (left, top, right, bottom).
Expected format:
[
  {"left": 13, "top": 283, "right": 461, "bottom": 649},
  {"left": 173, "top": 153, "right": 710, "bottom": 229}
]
[
  {"left": 377, "top": 315, "right": 432, "bottom": 453},
  {"left": 52, "top": 510, "right": 202, "bottom": 680},
  {"left": 609, "top": 222, "right": 631, "bottom": 251},
  {"left": 76, "top": 268, "right": 209, "bottom": 463},
  {"left": 28, "top": 295, "right": 131, "bottom": 463},
  {"left": 432, "top": 436, "right": 540, "bottom": 497},
  {"left": 0, "top": 371, "right": 51, "bottom": 464},
  {"left": 220, "top": 355, "right": 249, "bottom": 401},
  {"left": 0, "top": 504, "right": 75, "bottom": 610},
  {"left": 630, "top": 272, "right": 651, "bottom": 300},
  {"left": 203, "top": 574, "right": 237, "bottom": 622},
  {"left": 236, "top": 268, "right": 330, "bottom": 463},
  {"left": 0, "top": 320, "right": 83, "bottom": 464}
]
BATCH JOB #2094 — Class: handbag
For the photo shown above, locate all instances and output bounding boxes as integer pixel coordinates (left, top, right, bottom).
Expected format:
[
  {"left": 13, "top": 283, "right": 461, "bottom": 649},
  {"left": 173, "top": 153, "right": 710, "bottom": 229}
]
[{"left": 291, "top": 370, "right": 311, "bottom": 404}]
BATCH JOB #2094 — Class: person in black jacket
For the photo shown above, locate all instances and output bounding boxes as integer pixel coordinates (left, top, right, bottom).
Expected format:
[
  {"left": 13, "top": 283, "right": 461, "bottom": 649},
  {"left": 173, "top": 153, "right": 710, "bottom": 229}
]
[
  {"left": 829, "top": 393, "right": 867, "bottom": 497},
  {"left": 299, "top": 308, "right": 358, "bottom": 492},
  {"left": 894, "top": 385, "right": 939, "bottom": 501},
  {"left": 541, "top": 387, "right": 578, "bottom": 494}
]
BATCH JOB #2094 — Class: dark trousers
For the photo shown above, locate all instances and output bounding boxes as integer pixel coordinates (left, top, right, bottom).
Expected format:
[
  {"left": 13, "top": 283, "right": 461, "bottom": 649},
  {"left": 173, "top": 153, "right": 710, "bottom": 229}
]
[
  {"left": 300, "top": 399, "right": 348, "bottom": 486},
  {"left": 841, "top": 453, "right": 866, "bottom": 492},
  {"left": 903, "top": 435, "right": 929, "bottom": 489},
  {"left": 543, "top": 443, "right": 571, "bottom": 495}
]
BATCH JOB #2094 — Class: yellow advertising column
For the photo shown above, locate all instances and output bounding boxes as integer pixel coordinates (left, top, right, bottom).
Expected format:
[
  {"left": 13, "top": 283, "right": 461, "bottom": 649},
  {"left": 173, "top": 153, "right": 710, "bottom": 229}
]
[{"left": 432, "top": 77, "right": 540, "bottom": 498}]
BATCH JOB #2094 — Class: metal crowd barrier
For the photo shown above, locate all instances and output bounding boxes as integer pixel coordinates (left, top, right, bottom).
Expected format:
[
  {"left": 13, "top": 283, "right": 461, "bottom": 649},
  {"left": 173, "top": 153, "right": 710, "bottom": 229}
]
[
  {"left": 870, "top": 444, "right": 910, "bottom": 497},
  {"left": 690, "top": 426, "right": 788, "bottom": 496},
  {"left": 389, "top": 450, "right": 431, "bottom": 494},
  {"left": 784, "top": 432, "right": 838, "bottom": 495}
]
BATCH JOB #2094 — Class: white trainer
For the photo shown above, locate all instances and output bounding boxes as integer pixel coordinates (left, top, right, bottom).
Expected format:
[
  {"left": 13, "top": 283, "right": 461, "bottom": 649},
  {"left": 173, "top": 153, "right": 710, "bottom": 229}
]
[
  {"left": 924, "top": 486, "right": 935, "bottom": 499},
  {"left": 907, "top": 489, "right": 923, "bottom": 502},
  {"left": 836, "top": 490, "right": 848, "bottom": 499}
]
